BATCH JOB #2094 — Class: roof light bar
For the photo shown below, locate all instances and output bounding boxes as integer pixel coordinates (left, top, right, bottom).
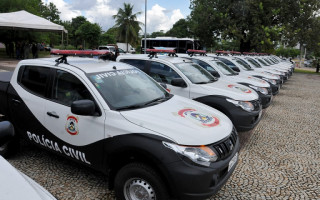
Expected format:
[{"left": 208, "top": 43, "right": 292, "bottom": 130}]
[
  {"left": 187, "top": 49, "right": 207, "bottom": 57},
  {"left": 146, "top": 49, "right": 176, "bottom": 54},
  {"left": 230, "top": 51, "right": 241, "bottom": 55},
  {"left": 146, "top": 49, "right": 177, "bottom": 59},
  {"left": 51, "top": 50, "right": 111, "bottom": 56}
]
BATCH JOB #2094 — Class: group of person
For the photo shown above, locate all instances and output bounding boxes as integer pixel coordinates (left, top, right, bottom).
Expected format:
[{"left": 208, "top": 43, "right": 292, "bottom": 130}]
[{"left": 6, "top": 42, "right": 43, "bottom": 60}]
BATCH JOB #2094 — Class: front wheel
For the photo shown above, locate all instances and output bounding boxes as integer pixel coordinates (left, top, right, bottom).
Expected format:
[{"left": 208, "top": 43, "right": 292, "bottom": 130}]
[{"left": 114, "top": 162, "right": 170, "bottom": 200}]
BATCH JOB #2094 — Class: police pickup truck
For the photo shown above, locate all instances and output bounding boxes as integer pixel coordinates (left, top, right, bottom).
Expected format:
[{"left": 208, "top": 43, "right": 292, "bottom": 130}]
[
  {"left": 0, "top": 50, "right": 239, "bottom": 200},
  {"left": 118, "top": 49, "right": 263, "bottom": 132}
]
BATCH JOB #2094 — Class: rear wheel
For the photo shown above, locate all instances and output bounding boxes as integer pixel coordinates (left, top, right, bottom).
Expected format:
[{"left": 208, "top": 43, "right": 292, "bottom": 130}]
[
  {"left": 114, "top": 162, "right": 170, "bottom": 200},
  {"left": 0, "top": 121, "right": 18, "bottom": 158}
]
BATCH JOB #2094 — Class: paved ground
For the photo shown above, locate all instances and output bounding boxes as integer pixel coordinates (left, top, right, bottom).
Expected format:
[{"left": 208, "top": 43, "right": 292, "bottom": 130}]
[{"left": 4, "top": 72, "right": 320, "bottom": 199}]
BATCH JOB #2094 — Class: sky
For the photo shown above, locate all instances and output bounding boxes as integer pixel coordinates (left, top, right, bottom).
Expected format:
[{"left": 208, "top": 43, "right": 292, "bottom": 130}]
[{"left": 42, "top": 0, "right": 191, "bottom": 34}]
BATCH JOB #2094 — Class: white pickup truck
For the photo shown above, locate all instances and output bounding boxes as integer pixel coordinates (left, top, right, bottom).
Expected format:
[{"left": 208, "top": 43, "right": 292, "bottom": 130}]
[{"left": 0, "top": 50, "right": 239, "bottom": 200}]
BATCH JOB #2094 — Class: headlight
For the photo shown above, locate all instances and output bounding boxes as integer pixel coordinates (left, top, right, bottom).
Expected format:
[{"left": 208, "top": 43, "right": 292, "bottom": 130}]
[
  {"left": 163, "top": 142, "right": 218, "bottom": 167},
  {"left": 249, "top": 85, "right": 268, "bottom": 95},
  {"left": 262, "top": 78, "right": 277, "bottom": 85},
  {"left": 226, "top": 99, "right": 254, "bottom": 112}
]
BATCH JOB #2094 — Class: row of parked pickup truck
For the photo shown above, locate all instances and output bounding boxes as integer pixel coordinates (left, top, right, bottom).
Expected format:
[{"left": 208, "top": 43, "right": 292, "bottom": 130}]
[{"left": 0, "top": 49, "right": 293, "bottom": 200}]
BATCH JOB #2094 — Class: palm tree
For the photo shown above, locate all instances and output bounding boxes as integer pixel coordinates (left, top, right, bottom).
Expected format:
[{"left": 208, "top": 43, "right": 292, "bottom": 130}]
[{"left": 113, "top": 3, "right": 142, "bottom": 52}]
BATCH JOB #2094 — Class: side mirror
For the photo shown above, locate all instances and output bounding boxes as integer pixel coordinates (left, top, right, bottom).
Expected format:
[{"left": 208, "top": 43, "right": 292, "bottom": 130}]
[
  {"left": 210, "top": 71, "right": 220, "bottom": 78},
  {"left": 71, "top": 100, "right": 96, "bottom": 116},
  {"left": 231, "top": 66, "right": 240, "bottom": 72},
  {"left": 171, "top": 78, "right": 187, "bottom": 88},
  {"left": 0, "top": 121, "right": 15, "bottom": 146}
]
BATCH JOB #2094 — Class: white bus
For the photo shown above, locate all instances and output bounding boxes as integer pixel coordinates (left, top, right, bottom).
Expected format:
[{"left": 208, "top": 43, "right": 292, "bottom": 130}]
[{"left": 141, "top": 37, "right": 203, "bottom": 53}]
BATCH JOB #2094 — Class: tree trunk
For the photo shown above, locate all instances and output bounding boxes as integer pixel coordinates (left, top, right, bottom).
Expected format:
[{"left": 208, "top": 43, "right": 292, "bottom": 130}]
[
  {"left": 126, "top": 30, "right": 128, "bottom": 53},
  {"left": 239, "top": 38, "right": 251, "bottom": 53}
]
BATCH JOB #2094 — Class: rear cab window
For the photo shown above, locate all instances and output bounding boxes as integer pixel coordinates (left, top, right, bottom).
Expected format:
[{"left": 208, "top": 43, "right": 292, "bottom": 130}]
[
  {"left": 149, "top": 61, "right": 181, "bottom": 84},
  {"left": 18, "top": 65, "right": 50, "bottom": 97},
  {"left": 120, "top": 59, "right": 148, "bottom": 71}
]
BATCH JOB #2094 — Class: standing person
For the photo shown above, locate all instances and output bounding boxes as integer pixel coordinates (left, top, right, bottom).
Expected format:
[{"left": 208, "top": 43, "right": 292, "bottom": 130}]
[
  {"left": 32, "top": 43, "right": 37, "bottom": 59},
  {"left": 112, "top": 45, "right": 120, "bottom": 61},
  {"left": 16, "top": 42, "right": 21, "bottom": 60},
  {"left": 24, "top": 43, "right": 30, "bottom": 59},
  {"left": 20, "top": 42, "right": 25, "bottom": 59},
  {"left": 9, "top": 42, "right": 14, "bottom": 58}
]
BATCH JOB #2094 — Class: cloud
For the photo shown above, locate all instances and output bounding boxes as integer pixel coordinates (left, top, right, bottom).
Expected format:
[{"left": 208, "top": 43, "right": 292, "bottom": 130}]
[
  {"left": 138, "top": 4, "right": 184, "bottom": 34},
  {"left": 42, "top": 0, "right": 185, "bottom": 33},
  {"left": 42, "top": 0, "right": 81, "bottom": 21},
  {"left": 70, "top": 0, "right": 97, "bottom": 10}
]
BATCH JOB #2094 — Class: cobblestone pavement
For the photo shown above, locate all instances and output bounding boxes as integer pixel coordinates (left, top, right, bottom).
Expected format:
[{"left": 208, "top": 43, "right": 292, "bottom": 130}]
[{"left": 6, "top": 73, "right": 320, "bottom": 200}]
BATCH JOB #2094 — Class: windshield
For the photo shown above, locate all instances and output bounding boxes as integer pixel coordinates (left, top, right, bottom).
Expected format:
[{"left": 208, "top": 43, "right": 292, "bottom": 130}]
[
  {"left": 263, "top": 58, "right": 273, "bottom": 65},
  {"left": 174, "top": 62, "right": 216, "bottom": 84},
  {"left": 217, "top": 57, "right": 237, "bottom": 67},
  {"left": 212, "top": 61, "right": 237, "bottom": 76},
  {"left": 88, "top": 69, "right": 170, "bottom": 110},
  {"left": 246, "top": 58, "right": 262, "bottom": 68},
  {"left": 256, "top": 58, "right": 269, "bottom": 66},
  {"left": 234, "top": 58, "right": 253, "bottom": 71}
]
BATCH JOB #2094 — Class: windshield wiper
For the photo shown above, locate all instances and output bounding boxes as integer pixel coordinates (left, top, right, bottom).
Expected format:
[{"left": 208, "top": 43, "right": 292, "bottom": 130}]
[
  {"left": 116, "top": 103, "right": 146, "bottom": 111},
  {"left": 144, "top": 96, "right": 170, "bottom": 106}
]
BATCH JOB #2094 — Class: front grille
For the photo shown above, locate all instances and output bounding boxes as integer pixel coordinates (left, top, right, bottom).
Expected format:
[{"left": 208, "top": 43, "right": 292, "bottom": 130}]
[
  {"left": 211, "top": 128, "right": 238, "bottom": 161},
  {"left": 251, "top": 99, "right": 261, "bottom": 111},
  {"left": 267, "top": 87, "right": 272, "bottom": 95}
]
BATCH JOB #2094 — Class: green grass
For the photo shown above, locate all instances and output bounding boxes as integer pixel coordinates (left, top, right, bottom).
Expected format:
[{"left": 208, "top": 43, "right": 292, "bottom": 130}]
[{"left": 294, "top": 68, "right": 320, "bottom": 74}]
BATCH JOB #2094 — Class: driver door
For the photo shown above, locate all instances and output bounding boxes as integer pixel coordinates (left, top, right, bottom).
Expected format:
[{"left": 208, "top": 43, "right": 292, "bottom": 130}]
[{"left": 44, "top": 69, "right": 105, "bottom": 166}]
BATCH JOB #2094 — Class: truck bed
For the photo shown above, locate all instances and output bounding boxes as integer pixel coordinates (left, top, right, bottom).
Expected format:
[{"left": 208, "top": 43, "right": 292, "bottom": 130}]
[
  {"left": 0, "top": 72, "right": 13, "bottom": 83},
  {"left": 0, "top": 72, "right": 13, "bottom": 116}
]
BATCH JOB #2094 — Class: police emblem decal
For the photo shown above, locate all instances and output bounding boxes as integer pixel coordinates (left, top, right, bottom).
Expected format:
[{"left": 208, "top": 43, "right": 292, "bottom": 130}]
[
  {"left": 177, "top": 108, "right": 220, "bottom": 127},
  {"left": 65, "top": 116, "right": 79, "bottom": 135},
  {"left": 228, "top": 84, "right": 252, "bottom": 93}
]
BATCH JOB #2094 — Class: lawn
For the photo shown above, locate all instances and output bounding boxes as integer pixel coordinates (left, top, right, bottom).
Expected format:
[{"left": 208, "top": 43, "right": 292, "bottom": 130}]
[{"left": 294, "top": 68, "right": 320, "bottom": 74}]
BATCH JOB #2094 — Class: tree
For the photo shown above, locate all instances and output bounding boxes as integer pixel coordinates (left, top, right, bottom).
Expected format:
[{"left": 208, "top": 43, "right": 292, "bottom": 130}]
[
  {"left": 41, "top": 2, "right": 61, "bottom": 24},
  {"left": 100, "top": 27, "right": 118, "bottom": 45},
  {"left": 149, "top": 31, "right": 166, "bottom": 38},
  {"left": 113, "top": 3, "right": 142, "bottom": 52},
  {"left": 166, "top": 19, "right": 193, "bottom": 38},
  {"left": 0, "top": 0, "right": 42, "bottom": 14},
  {"left": 190, "top": 0, "right": 320, "bottom": 53},
  {"left": 75, "top": 22, "right": 101, "bottom": 49},
  {"left": 280, "top": 0, "right": 320, "bottom": 59},
  {"left": 190, "top": 0, "right": 283, "bottom": 52},
  {"left": 70, "top": 16, "right": 88, "bottom": 48}
]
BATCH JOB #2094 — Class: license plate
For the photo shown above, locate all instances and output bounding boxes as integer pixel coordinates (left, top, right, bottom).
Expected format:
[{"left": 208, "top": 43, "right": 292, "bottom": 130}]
[{"left": 228, "top": 152, "right": 238, "bottom": 172}]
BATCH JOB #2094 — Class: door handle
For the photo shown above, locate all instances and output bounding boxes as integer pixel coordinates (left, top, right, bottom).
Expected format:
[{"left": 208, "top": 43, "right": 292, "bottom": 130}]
[
  {"left": 47, "top": 111, "right": 59, "bottom": 118},
  {"left": 12, "top": 99, "right": 21, "bottom": 104}
]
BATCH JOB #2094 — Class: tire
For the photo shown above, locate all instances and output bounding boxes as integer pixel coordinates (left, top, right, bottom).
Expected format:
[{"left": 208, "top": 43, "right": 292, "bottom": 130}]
[
  {"left": 114, "top": 162, "right": 170, "bottom": 200},
  {"left": 0, "top": 121, "right": 19, "bottom": 158}
]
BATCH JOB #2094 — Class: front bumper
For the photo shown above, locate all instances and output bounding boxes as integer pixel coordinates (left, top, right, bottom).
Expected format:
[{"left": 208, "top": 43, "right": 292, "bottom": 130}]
[
  {"left": 230, "top": 106, "right": 262, "bottom": 132},
  {"left": 164, "top": 132, "right": 240, "bottom": 200},
  {"left": 259, "top": 93, "right": 272, "bottom": 109},
  {"left": 269, "top": 82, "right": 280, "bottom": 95}
]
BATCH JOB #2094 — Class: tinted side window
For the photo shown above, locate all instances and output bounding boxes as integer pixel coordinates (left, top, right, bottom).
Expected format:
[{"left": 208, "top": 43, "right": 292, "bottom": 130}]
[
  {"left": 120, "top": 59, "right": 147, "bottom": 71},
  {"left": 52, "top": 70, "right": 94, "bottom": 106},
  {"left": 20, "top": 66, "right": 50, "bottom": 97},
  {"left": 191, "top": 59, "right": 216, "bottom": 72},
  {"left": 149, "top": 62, "right": 181, "bottom": 84}
]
